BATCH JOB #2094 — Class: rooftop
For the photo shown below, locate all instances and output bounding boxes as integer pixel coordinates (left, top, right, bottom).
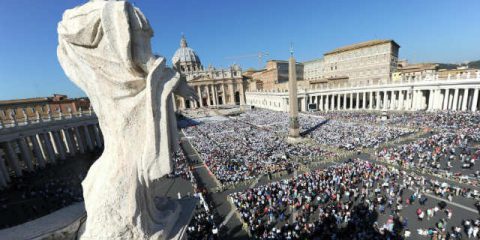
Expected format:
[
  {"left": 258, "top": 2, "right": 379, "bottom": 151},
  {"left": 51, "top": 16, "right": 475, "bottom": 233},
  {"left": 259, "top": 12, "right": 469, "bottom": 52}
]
[{"left": 324, "top": 39, "right": 400, "bottom": 56}]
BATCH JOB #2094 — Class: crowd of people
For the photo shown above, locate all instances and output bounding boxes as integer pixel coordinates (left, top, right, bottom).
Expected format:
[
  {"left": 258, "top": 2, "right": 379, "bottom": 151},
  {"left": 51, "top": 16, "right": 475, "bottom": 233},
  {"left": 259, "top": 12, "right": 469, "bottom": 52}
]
[
  {"left": 187, "top": 186, "right": 222, "bottom": 240},
  {"left": 0, "top": 152, "right": 96, "bottom": 229},
  {"left": 377, "top": 129, "right": 480, "bottom": 185},
  {"left": 168, "top": 147, "right": 222, "bottom": 240},
  {"left": 237, "top": 109, "right": 415, "bottom": 150},
  {"left": 311, "top": 110, "right": 480, "bottom": 131},
  {"left": 179, "top": 108, "right": 480, "bottom": 239},
  {"left": 183, "top": 117, "right": 335, "bottom": 185},
  {"left": 230, "top": 159, "right": 480, "bottom": 239}
]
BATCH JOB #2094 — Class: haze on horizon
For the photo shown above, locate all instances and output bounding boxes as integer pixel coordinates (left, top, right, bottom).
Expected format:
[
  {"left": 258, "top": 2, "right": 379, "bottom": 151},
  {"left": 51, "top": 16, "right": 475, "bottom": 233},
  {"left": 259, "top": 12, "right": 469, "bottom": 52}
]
[{"left": 0, "top": 0, "right": 479, "bottom": 100}]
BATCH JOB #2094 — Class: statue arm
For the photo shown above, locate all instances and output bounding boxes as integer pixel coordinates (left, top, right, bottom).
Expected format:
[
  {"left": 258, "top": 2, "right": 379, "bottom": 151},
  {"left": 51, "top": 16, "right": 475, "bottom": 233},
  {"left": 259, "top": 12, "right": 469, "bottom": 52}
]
[{"left": 174, "top": 78, "right": 199, "bottom": 102}]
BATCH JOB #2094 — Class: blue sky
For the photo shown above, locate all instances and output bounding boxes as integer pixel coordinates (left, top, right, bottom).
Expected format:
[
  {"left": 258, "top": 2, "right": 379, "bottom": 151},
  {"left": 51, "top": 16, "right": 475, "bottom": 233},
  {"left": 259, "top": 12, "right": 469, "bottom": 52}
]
[{"left": 0, "top": 0, "right": 479, "bottom": 100}]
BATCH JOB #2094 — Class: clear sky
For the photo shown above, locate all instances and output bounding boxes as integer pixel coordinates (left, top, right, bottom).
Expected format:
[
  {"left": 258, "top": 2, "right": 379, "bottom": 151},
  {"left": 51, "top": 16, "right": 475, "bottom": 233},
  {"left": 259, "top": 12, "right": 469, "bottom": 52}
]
[{"left": 0, "top": 0, "right": 479, "bottom": 100}]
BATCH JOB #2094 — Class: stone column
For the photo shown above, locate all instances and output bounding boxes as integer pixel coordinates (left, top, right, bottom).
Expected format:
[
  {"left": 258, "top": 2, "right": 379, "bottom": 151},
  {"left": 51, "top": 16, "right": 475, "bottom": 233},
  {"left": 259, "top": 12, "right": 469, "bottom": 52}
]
[
  {"left": 229, "top": 83, "right": 236, "bottom": 104},
  {"left": 206, "top": 84, "right": 211, "bottom": 106},
  {"left": 239, "top": 82, "right": 246, "bottom": 105},
  {"left": 337, "top": 94, "right": 341, "bottom": 110},
  {"left": 427, "top": 90, "right": 434, "bottom": 111},
  {"left": 362, "top": 92, "right": 366, "bottom": 109},
  {"left": 461, "top": 89, "right": 469, "bottom": 111},
  {"left": 382, "top": 91, "right": 387, "bottom": 110},
  {"left": 471, "top": 88, "right": 479, "bottom": 112},
  {"left": 62, "top": 129, "right": 76, "bottom": 156},
  {"left": 399, "top": 90, "right": 404, "bottom": 110},
  {"left": 30, "top": 135, "right": 46, "bottom": 168},
  {"left": 74, "top": 127, "right": 86, "bottom": 154},
  {"left": 349, "top": 93, "right": 353, "bottom": 110},
  {"left": 319, "top": 95, "right": 324, "bottom": 111},
  {"left": 320, "top": 95, "right": 327, "bottom": 111},
  {"left": 442, "top": 89, "right": 449, "bottom": 110},
  {"left": 0, "top": 154, "right": 9, "bottom": 188},
  {"left": 317, "top": 95, "right": 321, "bottom": 111},
  {"left": 288, "top": 54, "right": 299, "bottom": 138},
  {"left": 18, "top": 138, "right": 34, "bottom": 171},
  {"left": 376, "top": 92, "right": 380, "bottom": 110},
  {"left": 325, "top": 95, "right": 329, "bottom": 111},
  {"left": 3, "top": 141, "right": 22, "bottom": 177},
  {"left": 356, "top": 92, "right": 360, "bottom": 110},
  {"left": 93, "top": 125, "right": 103, "bottom": 148},
  {"left": 196, "top": 86, "right": 202, "bottom": 107},
  {"left": 410, "top": 91, "right": 415, "bottom": 110},
  {"left": 330, "top": 95, "right": 335, "bottom": 110},
  {"left": 434, "top": 89, "right": 442, "bottom": 110},
  {"left": 390, "top": 91, "right": 396, "bottom": 110},
  {"left": 52, "top": 131, "right": 67, "bottom": 160},
  {"left": 221, "top": 83, "right": 226, "bottom": 105},
  {"left": 212, "top": 85, "right": 218, "bottom": 106},
  {"left": 369, "top": 92, "right": 373, "bottom": 110},
  {"left": 452, "top": 88, "right": 459, "bottom": 111},
  {"left": 215, "top": 85, "right": 219, "bottom": 106},
  {"left": 83, "top": 125, "right": 95, "bottom": 151},
  {"left": 414, "top": 90, "right": 421, "bottom": 110}
]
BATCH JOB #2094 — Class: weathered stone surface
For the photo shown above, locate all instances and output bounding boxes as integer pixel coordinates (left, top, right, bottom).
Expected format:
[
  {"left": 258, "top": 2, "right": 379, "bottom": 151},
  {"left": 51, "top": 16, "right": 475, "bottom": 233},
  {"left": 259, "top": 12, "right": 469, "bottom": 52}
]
[{"left": 57, "top": 0, "right": 196, "bottom": 239}]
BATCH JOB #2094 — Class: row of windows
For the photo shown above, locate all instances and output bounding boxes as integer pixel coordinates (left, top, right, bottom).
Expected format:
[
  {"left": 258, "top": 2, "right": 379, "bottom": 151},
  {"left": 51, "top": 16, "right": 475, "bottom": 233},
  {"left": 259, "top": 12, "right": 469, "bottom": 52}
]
[{"left": 327, "top": 44, "right": 392, "bottom": 61}]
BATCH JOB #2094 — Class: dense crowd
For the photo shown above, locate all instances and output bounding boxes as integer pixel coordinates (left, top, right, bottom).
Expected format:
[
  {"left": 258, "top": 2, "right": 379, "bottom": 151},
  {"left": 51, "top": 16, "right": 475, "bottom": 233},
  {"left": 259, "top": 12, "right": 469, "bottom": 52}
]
[
  {"left": 237, "top": 109, "right": 414, "bottom": 150},
  {"left": 377, "top": 129, "right": 480, "bottom": 183},
  {"left": 311, "top": 110, "right": 480, "bottom": 131},
  {"left": 183, "top": 117, "right": 335, "bottom": 185},
  {"left": 0, "top": 153, "right": 96, "bottom": 229},
  {"left": 169, "top": 149, "right": 194, "bottom": 181},
  {"left": 187, "top": 188, "right": 221, "bottom": 240},
  {"left": 307, "top": 120, "right": 414, "bottom": 150},
  {"left": 230, "top": 159, "right": 480, "bottom": 239},
  {"left": 180, "top": 108, "right": 480, "bottom": 239},
  {"left": 169, "top": 148, "right": 222, "bottom": 239}
]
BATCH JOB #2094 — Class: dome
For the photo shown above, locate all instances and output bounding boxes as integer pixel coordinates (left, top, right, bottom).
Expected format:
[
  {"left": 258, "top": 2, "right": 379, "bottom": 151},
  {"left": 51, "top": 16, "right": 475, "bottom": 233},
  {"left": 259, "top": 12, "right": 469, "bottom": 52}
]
[{"left": 171, "top": 36, "right": 202, "bottom": 72}]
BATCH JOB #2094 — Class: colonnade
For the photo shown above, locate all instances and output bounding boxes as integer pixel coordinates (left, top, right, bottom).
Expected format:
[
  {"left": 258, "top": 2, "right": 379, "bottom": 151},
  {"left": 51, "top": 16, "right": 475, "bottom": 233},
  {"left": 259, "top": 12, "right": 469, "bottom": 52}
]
[
  {"left": 0, "top": 123, "right": 102, "bottom": 189},
  {"left": 306, "top": 87, "right": 480, "bottom": 112},
  {"left": 308, "top": 89, "right": 413, "bottom": 111},
  {"left": 176, "top": 82, "right": 245, "bottom": 109}
]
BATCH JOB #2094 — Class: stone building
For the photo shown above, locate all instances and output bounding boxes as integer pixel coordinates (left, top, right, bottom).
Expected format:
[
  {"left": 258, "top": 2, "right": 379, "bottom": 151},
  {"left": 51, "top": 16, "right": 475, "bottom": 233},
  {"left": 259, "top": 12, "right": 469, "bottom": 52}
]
[
  {"left": 303, "top": 58, "right": 325, "bottom": 81},
  {"left": 322, "top": 39, "right": 400, "bottom": 86},
  {"left": 171, "top": 36, "right": 247, "bottom": 109},
  {"left": 252, "top": 39, "right": 400, "bottom": 91},
  {"left": 0, "top": 94, "right": 90, "bottom": 124},
  {"left": 245, "top": 39, "right": 480, "bottom": 113},
  {"left": 391, "top": 61, "right": 439, "bottom": 82},
  {"left": 249, "top": 60, "right": 304, "bottom": 91}
]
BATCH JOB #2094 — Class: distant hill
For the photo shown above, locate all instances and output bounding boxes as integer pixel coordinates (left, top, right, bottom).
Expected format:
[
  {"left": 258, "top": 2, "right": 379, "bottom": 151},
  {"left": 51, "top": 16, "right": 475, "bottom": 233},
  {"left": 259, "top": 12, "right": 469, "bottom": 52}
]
[
  {"left": 469, "top": 60, "right": 480, "bottom": 69},
  {"left": 437, "top": 60, "right": 480, "bottom": 70}
]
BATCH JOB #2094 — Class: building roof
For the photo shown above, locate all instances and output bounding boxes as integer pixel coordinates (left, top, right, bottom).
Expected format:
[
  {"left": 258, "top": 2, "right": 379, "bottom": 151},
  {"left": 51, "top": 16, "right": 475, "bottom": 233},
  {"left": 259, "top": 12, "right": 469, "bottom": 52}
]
[
  {"left": 0, "top": 97, "right": 49, "bottom": 106},
  {"left": 398, "top": 63, "right": 438, "bottom": 72},
  {"left": 302, "top": 58, "right": 324, "bottom": 64},
  {"left": 171, "top": 35, "right": 201, "bottom": 66},
  {"left": 267, "top": 59, "right": 288, "bottom": 63},
  {"left": 324, "top": 39, "right": 400, "bottom": 56}
]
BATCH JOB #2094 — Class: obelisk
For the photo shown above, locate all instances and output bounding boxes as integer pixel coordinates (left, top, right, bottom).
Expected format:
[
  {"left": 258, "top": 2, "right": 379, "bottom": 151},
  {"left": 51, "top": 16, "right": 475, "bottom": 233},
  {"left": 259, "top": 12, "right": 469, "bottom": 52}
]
[{"left": 288, "top": 46, "right": 300, "bottom": 139}]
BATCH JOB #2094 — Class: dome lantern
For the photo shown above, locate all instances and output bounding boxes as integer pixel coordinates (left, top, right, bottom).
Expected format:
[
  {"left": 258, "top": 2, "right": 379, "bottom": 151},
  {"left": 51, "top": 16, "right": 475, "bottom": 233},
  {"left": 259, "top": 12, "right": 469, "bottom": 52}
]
[{"left": 172, "top": 35, "right": 202, "bottom": 74}]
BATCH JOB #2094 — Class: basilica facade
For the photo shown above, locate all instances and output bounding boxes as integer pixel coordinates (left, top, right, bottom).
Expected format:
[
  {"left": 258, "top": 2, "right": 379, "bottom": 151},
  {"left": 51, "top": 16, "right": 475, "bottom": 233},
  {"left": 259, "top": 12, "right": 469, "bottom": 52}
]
[{"left": 172, "top": 36, "right": 247, "bottom": 109}]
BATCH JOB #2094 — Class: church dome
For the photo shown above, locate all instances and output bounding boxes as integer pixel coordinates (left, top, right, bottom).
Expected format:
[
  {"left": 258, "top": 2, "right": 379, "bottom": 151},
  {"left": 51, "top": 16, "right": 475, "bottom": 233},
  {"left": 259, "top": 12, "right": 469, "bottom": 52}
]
[{"left": 172, "top": 36, "right": 202, "bottom": 73}]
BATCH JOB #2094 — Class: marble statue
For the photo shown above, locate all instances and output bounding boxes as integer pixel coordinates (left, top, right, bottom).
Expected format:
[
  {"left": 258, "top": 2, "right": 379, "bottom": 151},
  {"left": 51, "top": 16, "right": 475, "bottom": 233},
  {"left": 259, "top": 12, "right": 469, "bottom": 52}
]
[{"left": 57, "top": 0, "right": 197, "bottom": 239}]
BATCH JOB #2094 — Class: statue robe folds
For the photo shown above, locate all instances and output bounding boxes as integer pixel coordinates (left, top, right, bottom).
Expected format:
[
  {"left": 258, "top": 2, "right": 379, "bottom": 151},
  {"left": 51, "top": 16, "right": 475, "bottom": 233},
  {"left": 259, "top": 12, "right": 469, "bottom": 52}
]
[{"left": 58, "top": 1, "right": 183, "bottom": 239}]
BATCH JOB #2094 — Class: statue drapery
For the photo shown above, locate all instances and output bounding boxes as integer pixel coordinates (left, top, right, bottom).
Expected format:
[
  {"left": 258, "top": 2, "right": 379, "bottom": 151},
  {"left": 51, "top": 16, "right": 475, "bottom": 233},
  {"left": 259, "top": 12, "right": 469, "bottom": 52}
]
[{"left": 58, "top": 1, "right": 196, "bottom": 239}]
